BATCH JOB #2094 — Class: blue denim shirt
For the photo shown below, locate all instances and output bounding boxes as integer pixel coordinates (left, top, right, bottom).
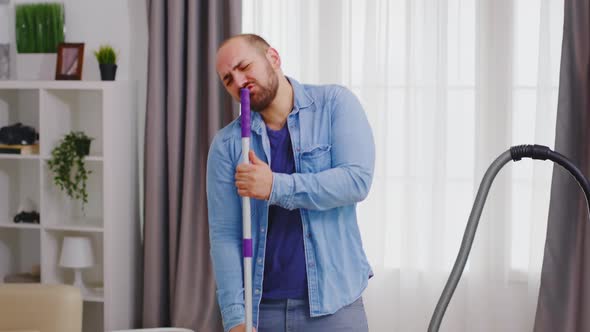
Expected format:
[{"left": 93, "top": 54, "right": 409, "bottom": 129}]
[{"left": 206, "top": 77, "right": 375, "bottom": 332}]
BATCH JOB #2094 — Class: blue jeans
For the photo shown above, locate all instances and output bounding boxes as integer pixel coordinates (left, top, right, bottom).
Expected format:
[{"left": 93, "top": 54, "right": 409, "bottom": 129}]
[{"left": 258, "top": 297, "right": 369, "bottom": 332}]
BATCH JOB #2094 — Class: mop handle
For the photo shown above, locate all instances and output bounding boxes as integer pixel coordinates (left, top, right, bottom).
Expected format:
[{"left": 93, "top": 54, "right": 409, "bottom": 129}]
[{"left": 240, "top": 88, "right": 253, "bottom": 332}]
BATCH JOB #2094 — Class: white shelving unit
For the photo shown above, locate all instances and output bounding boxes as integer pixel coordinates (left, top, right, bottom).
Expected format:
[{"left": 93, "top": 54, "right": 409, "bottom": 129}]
[{"left": 0, "top": 81, "right": 140, "bottom": 332}]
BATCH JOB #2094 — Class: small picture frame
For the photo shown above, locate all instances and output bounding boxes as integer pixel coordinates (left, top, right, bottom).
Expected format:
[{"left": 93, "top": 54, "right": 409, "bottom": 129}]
[{"left": 55, "top": 43, "right": 84, "bottom": 80}]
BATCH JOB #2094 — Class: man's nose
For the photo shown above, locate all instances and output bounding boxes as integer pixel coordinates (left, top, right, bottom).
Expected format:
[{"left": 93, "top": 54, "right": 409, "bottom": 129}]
[{"left": 235, "top": 73, "right": 249, "bottom": 88}]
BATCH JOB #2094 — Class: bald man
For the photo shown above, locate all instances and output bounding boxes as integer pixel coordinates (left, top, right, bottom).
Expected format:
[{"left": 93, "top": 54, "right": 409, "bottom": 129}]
[{"left": 207, "top": 34, "right": 375, "bottom": 332}]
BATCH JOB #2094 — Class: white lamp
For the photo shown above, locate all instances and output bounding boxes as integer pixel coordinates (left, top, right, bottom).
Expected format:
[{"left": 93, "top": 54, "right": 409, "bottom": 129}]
[{"left": 59, "top": 236, "right": 94, "bottom": 293}]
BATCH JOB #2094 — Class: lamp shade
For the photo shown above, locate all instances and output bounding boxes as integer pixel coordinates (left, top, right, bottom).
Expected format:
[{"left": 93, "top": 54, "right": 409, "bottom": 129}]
[{"left": 59, "top": 236, "right": 94, "bottom": 268}]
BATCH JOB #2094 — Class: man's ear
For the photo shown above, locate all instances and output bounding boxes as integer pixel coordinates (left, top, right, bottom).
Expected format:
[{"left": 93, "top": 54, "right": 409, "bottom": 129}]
[{"left": 266, "top": 47, "right": 281, "bottom": 70}]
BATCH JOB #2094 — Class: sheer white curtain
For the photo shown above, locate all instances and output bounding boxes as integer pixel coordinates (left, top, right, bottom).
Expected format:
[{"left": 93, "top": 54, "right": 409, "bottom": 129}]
[{"left": 242, "top": 0, "right": 564, "bottom": 331}]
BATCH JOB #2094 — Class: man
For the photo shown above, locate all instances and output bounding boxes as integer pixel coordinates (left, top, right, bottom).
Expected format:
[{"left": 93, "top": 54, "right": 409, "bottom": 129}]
[{"left": 207, "top": 34, "right": 375, "bottom": 332}]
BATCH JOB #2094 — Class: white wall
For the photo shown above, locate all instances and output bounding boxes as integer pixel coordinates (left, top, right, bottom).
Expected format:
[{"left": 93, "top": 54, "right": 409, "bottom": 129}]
[{"left": 127, "top": 0, "right": 148, "bottom": 235}]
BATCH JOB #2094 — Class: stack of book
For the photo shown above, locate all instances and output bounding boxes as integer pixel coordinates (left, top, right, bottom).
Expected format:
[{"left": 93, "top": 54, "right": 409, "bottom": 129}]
[{"left": 0, "top": 143, "right": 39, "bottom": 154}]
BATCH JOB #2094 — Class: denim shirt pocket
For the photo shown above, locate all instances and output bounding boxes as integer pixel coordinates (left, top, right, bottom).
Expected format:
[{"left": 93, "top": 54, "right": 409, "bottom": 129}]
[{"left": 300, "top": 144, "right": 332, "bottom": 173}]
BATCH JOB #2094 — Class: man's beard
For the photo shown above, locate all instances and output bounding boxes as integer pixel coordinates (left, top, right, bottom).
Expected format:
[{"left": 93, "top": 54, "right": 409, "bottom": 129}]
[{"left": 250, "top": 65, "right": 279, "bottom": 112}]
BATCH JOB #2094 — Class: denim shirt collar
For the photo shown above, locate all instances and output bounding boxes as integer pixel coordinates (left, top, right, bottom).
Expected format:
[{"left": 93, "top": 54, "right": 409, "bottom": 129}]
[
  {"left": 288, "top": 76, "right": 314, "bottom": 111},
  {"left": 250, "top": 76, "right": 314, "bottom": 136}
]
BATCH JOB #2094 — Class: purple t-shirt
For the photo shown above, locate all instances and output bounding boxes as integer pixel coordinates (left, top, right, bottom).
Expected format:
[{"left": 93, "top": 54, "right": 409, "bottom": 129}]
[{"left": 262, "top": 124, "right": 308, "bottom": 300}]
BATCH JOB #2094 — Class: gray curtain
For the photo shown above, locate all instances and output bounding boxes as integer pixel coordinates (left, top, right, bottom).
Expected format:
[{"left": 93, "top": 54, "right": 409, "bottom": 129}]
[
  {"left": 143, "top": 1, "right": 240, "bottom": 330},
  {"left": 534, "top": 0, "right": 590, "bottom": 331}
]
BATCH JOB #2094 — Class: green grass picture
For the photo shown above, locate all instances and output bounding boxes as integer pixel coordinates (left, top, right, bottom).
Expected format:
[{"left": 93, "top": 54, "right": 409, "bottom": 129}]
[{"left": 15, "top": 3, "right": 65, "bottom": 53}]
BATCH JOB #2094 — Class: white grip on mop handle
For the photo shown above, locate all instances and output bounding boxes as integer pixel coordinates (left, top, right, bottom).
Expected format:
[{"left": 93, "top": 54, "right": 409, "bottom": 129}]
[{"left": 240, "top": 88, "right": 253, "bottom": 332}]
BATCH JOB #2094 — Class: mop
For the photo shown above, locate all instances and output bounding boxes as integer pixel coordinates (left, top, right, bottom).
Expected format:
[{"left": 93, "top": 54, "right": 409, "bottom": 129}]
[{"left": 240, "top": 88, "right": 254, "bottom": 332}]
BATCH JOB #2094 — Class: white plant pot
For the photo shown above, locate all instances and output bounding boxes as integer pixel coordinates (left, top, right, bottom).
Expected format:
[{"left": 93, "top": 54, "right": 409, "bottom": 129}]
[
  {"left": 16, "top": 53, "right": 56, "bottom": 80},
  {"left": 0, "top": 44, "right": 8, "bottom": 79}
]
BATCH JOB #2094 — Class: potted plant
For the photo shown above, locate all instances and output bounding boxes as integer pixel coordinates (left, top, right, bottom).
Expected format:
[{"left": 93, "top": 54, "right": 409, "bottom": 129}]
[
  {"left": 14, "top": 2, "right": 65, "bottom": 80},
  {"left": 93, "top": 44, "right": 118, "bottom": 81},
  {"left": 47, "top": 131, "right": 93, "bottom": 209}
]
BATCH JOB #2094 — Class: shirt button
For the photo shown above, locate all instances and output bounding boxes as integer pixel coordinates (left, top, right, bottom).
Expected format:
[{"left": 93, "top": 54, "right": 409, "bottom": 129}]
[
  {"left": 260, "top": 227, "right": 265, "bottom": 233},
  {"left": 255, "top": 289, "right": 260, "bottom": 294},
  {"left": 257, "top": 258, "right": 262, "bottom": 264},
  {"left": 296, "top": 148, "right": 301, "bottom": 152}
]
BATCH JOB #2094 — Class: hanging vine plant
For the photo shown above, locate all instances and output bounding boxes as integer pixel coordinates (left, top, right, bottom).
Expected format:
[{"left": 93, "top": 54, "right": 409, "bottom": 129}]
[{"left": 47, "top": 131, "right": 93, "bottom": 208}]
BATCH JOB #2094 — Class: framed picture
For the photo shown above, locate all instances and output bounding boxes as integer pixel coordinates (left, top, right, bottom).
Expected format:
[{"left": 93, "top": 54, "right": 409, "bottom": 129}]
[{"left": 55, "top": 43, "right": 84, "bottom": 80}]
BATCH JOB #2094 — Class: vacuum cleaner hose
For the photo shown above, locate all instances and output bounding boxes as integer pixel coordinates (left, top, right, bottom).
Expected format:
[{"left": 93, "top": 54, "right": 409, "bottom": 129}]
[{"left": 428, "top": 144, "right": 590, "bottom": 332}]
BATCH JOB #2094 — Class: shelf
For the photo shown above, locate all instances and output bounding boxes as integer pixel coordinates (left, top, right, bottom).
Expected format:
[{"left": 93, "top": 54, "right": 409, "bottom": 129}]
[
  {"left": 83, "top": 293, "right": 104, "bottom": 303},
  {"left": 0, "top": 155, "right": 102, "bottom": 161},
  {"left": 44, "top": 223, "right": 103, "bottom": 233},
  {"left": 40, "top": 89, "right": 104, "bottom": 157},
  {"left": 41, "top": 231, "right": 104, "bottom": 295},
  {"left": 0, "top": 159, "right": 41, "bottom": 224},
  {"left": 0, "top": 154, "right": 40, "bottom": 160},
  {"left": 0, "top": 222, "right": 41, "bottom": 230},
  {"left": 0, "top": 80, "right": 127, "bottom": 90},
  {"left": 43, "top": 217, "right": 103, "bottom": 232},
  {"left": 0, "top": 227, "right": 40, "bottom": 282},
  {"left": 0, "top": 80, "right": 139, "bottom": 330},
  {"left": 42, "top": 162, "right": 104, "bottom": 226},
  {"left": 40, "top": 155, "right": 103, "bottom": 162}
]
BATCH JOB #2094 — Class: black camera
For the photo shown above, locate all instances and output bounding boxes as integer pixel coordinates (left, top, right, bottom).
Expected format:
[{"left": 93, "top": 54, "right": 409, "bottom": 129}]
[
  {"left": 0, "top": 123, "right": 38, "bottom": 145},
  {"left": 14, "top": 211, "right": 40, "bottom": 224}
]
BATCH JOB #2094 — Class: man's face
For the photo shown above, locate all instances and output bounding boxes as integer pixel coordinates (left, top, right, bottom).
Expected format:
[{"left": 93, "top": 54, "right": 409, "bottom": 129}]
[{"left": 216, "top": 39, "right": 279, "bottom": 112}]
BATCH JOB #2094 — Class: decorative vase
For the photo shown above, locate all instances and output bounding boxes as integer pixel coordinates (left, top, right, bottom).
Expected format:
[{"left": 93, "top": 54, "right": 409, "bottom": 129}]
[
  {"left": 99, "top": 64, "right": 117, "bottom": 81},
  {"left": 16, "top": 53, "right": 56, "bottom": 80},
  {"left": 0, "top": 44, "right": 8, "bottom": 79},
  {"left": 0, "top": 1, "right": 9, "bottom": 79},
  {"left": 14, "top": 3, "right": 64, "bottom": 80}
]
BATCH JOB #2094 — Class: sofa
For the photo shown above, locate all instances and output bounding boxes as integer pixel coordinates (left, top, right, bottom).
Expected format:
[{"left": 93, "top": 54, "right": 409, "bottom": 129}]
[{"left": 0, "top": 283, "right": 82, "bottom": 332}]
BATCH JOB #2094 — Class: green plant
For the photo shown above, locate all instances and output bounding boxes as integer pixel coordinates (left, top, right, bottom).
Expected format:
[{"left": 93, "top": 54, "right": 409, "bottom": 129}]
[
  {"left": 15, "top": 3, "right": 65, "bottom": 53},
  {"left": 93, "top": 45, "right": 118, "bottom": 64},
  {"left": 47, "top": 131, "right": 93, "bottom": 209}
]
